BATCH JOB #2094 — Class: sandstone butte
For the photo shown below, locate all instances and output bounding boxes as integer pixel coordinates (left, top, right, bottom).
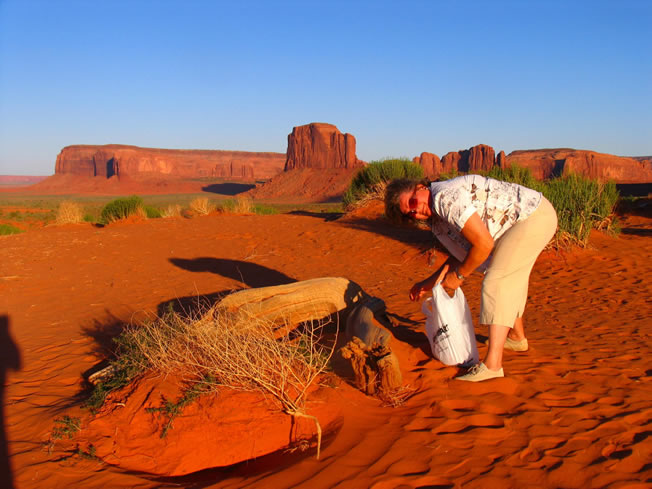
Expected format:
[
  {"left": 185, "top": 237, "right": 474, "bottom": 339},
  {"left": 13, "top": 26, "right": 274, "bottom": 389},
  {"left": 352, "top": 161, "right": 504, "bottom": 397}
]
[
  {"left": 284, "top": 122, "right": 365, "bottom": 170},
  {"left": 54, "top": 144, "right": 286, "bottom": 181},
  {"left": 414, "top": 146, "right": 652, "bottom": 183},
  {"left": 248, "top": 122, "right": 367, "bottom": 201}
]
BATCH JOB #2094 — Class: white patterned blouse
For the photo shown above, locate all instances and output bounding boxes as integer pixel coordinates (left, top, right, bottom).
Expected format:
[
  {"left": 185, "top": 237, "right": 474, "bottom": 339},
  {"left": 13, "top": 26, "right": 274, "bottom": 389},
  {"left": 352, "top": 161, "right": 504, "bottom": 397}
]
[{"left": 429, "top": 175, "right": 542, "bottom": 271}]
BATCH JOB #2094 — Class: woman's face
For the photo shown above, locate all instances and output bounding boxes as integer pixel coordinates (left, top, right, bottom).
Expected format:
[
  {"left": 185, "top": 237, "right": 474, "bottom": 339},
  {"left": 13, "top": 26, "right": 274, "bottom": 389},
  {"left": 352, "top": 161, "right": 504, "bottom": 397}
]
[{"left": 399, "top": 185, "right": 432, "bottom": 220}]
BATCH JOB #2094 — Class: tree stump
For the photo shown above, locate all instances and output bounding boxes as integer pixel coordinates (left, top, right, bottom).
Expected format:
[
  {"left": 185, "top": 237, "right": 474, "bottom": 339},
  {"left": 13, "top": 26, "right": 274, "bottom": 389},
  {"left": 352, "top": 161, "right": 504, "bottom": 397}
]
[{"left": 340, "top": 299, "right": 403, "bottom": 396}]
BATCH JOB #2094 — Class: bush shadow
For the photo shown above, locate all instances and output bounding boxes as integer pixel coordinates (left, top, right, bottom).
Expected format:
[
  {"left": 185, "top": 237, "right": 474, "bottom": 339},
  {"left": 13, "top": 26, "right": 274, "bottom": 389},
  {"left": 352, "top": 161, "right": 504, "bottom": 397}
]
[
  {"left": 287, "top": 210, "right": 344, "bottom": 222},
  {"left": 169, "top": 257, "right": 296, "bottom": 288}
]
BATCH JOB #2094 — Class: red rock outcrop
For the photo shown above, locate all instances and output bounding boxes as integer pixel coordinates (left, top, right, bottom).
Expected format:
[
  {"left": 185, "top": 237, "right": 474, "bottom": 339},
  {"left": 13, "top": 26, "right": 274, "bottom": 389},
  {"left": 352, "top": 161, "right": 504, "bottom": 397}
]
[
  {"left": 412, "top": 152, "right": 442, "bottom": 178},
  {"left": 496, "top": 150, "right": 506, "bottom": 168},
  {"left": 506, "top": 149, "right": 652, "bottom": 183},
  {"left": 285, "top": 123, "right": 365, "bottom": 170},
  {"left": 54, "top": 145, "right": 286, "bottom": 181},
  {"left": 417, "top": 144, "right": 497, "bottom": 178}
]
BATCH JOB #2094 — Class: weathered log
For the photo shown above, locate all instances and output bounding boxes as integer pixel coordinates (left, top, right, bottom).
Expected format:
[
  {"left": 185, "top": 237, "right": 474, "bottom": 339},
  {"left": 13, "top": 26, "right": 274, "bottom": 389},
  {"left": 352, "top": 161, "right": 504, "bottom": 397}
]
[
  {"left": 345, "top": 302, "right": 391, "bottom": 346},
  {"left": 215, "top": 277, "right": 366, "bottom": 332}
]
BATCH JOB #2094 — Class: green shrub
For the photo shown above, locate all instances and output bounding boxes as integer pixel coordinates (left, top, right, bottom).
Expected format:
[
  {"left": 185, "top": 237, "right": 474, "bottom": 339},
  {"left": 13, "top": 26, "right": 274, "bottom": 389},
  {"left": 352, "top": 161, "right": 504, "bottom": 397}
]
[
  {"left": 252, "top": 204, "right": 279, "bottom": 215},
  {"left": 485, "top": 164, "right": 545, "bottom": 192},
  {"left": 543, "top": 173, "right": 619, "bottom": 245},
  {"left": 437, "top": 168, "right": 460, "bottom": 181},
  {"left": 100, "top": 196, "right": 144, "bottom": 224},
  {"left": 143, "top": 205, "right": 162, "bottom": 218},
  {"left": 0, "top": 224, "right": 23, "bottom": 235},
  {"left": 343, "top": 158, "right": 424, "bottom": 208}
]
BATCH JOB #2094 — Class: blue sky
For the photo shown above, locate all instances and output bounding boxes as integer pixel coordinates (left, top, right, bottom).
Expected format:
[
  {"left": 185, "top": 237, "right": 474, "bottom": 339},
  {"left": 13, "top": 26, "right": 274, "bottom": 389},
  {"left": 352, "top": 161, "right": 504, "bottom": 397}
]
[{"left": 1, "top": 0, "right": 650, "bottom": 175}]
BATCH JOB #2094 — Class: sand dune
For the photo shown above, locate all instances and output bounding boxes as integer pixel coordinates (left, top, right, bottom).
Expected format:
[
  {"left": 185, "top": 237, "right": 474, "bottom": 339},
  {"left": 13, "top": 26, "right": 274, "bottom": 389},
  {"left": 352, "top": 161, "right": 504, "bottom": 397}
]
[{"left": 1, "top": 209, "right": 650, "bottom": 488}]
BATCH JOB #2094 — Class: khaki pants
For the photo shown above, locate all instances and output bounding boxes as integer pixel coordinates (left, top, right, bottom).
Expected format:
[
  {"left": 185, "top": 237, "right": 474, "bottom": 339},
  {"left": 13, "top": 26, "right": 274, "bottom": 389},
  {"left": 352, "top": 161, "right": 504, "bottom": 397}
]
[{"left": 480, "top": 197, "right": 558, "bottom": 327}]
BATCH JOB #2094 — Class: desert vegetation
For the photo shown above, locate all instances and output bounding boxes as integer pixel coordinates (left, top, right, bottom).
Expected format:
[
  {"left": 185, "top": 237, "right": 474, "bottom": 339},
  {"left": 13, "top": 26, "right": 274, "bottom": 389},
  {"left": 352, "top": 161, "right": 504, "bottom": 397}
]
[
  {"left": 188, "top": 197, "right": 214, "bottom": 215},
  {"left": 87, "top": 305, "right": 336, "bottom": 457},
  {"left": 0, "top": 223, "right": 24, "bottom": 235},
  {"left": 100, "top": 195, "right": 146, "bottom": 224},
  {"left": 343, "top": 158, "right": 424, "bottom": 209},
  {"left": 55, "top": 201, "right": 84, "bottom": 224},
  {"left": 219, "top": 195, "right": 279, "bottom": 215}
]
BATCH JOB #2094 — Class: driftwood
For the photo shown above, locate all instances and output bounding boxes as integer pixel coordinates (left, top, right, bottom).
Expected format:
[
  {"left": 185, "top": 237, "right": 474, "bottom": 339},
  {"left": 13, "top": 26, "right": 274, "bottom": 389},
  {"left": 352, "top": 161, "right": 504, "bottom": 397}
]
[
  {"left": 215, "top": 277, "right": 366, "bottom": 335},
  {"left": 340, "top": 299, "right": 403, "bottom": 396}
]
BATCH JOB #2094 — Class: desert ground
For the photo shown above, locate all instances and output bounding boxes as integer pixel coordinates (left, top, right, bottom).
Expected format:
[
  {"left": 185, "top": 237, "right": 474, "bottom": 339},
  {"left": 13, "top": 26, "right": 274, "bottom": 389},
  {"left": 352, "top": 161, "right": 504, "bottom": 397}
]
[{"left": 1, "top": 195, "right": 650, "bottom": 489}]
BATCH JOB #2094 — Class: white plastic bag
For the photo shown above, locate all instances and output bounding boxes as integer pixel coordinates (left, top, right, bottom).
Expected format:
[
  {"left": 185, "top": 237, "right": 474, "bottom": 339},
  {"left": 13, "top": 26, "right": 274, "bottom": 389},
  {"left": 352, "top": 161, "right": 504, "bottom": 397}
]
[{"left": 422, "top": 284, "right": 479, "bottom": 366}]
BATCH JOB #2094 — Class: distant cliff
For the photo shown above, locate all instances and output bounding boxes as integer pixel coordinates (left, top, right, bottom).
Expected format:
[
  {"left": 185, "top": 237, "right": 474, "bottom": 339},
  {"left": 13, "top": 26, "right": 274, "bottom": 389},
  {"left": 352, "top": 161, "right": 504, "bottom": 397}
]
[
  {"left": 414, "top": 145, "right": 652, "bottom": 183},
  {"left": 54, "top": 145, "right": 286, "bottom": 181}
]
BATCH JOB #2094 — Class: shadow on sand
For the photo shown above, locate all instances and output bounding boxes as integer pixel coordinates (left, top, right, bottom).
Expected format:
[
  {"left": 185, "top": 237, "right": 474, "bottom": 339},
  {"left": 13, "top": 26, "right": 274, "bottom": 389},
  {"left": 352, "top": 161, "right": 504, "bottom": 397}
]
[
  {"left": 338, "top": 216, "right": 435, "bottom": 249},
  {"left": 1, "top": 315, "right": 21, "bottom": 489},
  {"left": 169, "top": 257, "right": 296, "bottom": 289},
  {"left": 201, "top": 183, "right": 256, "bottom": 195}
]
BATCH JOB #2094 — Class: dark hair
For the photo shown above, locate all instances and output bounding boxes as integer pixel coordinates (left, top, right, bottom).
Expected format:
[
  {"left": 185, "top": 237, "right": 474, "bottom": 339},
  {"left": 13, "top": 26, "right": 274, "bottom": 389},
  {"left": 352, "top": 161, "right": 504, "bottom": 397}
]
[{"left": 384, "top": 178, "right": 430, "bottom": 223}]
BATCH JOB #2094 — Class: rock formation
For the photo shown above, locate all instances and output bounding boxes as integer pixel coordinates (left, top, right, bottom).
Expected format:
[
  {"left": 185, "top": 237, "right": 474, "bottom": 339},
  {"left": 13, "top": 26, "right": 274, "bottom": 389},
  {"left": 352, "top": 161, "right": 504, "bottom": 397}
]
[
  {"left": 414, "top": 145, "right": 652, "bottom": 183},
  {"left": 248, "top": 123, "right": 366, "bottom": 202},
  {"left": 414, "top": 144, "right": 496, "bottom": 178},
  {"left": 284, "top": 123, "right": 365, "bottom": 170},
  {"left": 506, "top": 149, "right": 652, "bottom": 183},
  {"left": 442, "top": 144, "right": 495, "bottom": 174},
  {"left": 54, "top": 145, "right": 286, "bottom": 181},
  {"left": 412, "top": 152, "right": 442, "bottom": 178}
]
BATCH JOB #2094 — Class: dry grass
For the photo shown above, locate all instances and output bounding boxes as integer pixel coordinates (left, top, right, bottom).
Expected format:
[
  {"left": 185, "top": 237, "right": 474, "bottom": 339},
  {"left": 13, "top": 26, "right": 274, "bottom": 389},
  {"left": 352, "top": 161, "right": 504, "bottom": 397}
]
[
  {"left": 55, "top": 201, "right": 84, "bottom": 224},
  {"left": 122, "top": 306, "right": 337, "bottom": 458},
  {"left": 161, "top": 204, "right": 183, "bottom": 218},
  {"left": 189, "top": 197, "right": 214, "bottom": 216},
  {"left": 345, "top": 181, "right": 387, "bottom": 212}
]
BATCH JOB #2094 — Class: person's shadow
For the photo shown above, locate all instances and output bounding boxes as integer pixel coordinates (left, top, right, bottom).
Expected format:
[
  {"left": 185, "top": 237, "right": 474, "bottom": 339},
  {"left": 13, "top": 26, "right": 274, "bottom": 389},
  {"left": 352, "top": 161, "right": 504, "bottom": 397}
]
[{"left": 1, "top": 315, "right": 21, "bottom": 489}]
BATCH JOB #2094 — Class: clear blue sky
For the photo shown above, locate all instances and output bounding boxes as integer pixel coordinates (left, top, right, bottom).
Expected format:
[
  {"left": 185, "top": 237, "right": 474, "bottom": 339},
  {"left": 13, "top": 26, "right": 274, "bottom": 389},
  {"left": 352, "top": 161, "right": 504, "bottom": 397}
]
[{"left": 1, "top": 0, "right": 650, "bottom": 175}]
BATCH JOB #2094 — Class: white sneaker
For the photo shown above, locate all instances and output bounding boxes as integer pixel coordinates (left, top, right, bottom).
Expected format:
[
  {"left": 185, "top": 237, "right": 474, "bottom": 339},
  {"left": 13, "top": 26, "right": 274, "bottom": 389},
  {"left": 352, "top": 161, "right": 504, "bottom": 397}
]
[{"left": 456, "top": 362, "right": 504, "bottom": 382}]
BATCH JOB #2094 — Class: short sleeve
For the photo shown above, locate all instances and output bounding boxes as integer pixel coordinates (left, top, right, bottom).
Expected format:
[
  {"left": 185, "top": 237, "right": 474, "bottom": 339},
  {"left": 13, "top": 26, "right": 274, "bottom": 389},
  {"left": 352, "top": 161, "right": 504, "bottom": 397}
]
[{"left": 432, "top": 187, "right": 477, "bottom": 232}]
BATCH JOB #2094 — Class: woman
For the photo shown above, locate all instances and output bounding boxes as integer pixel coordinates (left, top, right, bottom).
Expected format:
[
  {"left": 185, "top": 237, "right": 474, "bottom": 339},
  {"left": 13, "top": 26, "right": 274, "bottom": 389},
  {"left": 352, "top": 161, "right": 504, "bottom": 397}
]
[{"left": 385, "top": 174, "right": 558, "bottom": 382}]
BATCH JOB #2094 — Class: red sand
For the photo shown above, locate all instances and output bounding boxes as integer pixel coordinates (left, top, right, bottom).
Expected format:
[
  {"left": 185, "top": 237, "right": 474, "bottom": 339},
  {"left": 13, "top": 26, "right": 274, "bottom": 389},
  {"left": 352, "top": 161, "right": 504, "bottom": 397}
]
[{"left": 1, "top": 207, "right": 650, "bottom": 488}]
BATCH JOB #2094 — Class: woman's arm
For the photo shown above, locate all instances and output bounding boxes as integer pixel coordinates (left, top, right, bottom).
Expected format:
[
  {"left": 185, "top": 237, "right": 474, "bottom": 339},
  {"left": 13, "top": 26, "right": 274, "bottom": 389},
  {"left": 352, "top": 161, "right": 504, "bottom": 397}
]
[{"left": 440, "top": 212, "right": 494, "bottom": 290}]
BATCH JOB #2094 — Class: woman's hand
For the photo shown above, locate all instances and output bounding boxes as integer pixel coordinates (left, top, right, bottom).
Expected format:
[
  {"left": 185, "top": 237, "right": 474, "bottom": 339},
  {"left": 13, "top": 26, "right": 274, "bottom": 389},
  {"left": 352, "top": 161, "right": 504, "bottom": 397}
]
[
  {"left": 409, "top": 264, "right": 450, "bottom": 301},
  {"left": 440, "top": 270, "right": 464, "bottom": 290},
  {"left": 409, "top": 281, "right": 428, "bottom": 301}
]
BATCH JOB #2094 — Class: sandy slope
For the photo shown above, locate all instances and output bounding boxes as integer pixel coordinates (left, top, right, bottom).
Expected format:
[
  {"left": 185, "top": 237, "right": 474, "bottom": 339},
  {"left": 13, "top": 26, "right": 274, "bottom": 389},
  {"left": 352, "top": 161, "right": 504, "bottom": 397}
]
[{"left": 0, "top": 209, "right": 650, "bottom": 489}]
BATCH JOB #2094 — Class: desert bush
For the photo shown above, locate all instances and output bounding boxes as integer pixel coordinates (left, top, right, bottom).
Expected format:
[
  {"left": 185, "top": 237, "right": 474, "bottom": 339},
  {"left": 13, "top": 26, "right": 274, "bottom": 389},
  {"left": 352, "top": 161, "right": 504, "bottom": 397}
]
[
  {"left": 91, "top": 306, "right": 335, "bottom": 457},
  {"left": 0, "top": 223, "right": 23, "bottom": 235},
  {"left": 143, "top": 205, "right": 162, "bottom": 218},
  {"left": 253, "top": 203, "right": 279, "bottom": 215},
  {"left": 485, "top": 164, "right": 545, "bottom": 192},
  {"left": 219, "top": 195, "right": 255, "bottom": 214},
  {"left": 161, "top": 204, "right": 183, "bottom": 218},
  {"left": 543, "top": 173, "right": 619, "bottom": 246},
  {"left": 100, "top": 196, "right": 144, "bottom": 224},
  {"left": 55, "top": 201, "right": 84, "bottom": 224},
  {"left": 189, "top": 197, "right": 214, "bottom": 216},
  {"left": 344, "top": 158, "right": 424, "bottom": 209}
]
